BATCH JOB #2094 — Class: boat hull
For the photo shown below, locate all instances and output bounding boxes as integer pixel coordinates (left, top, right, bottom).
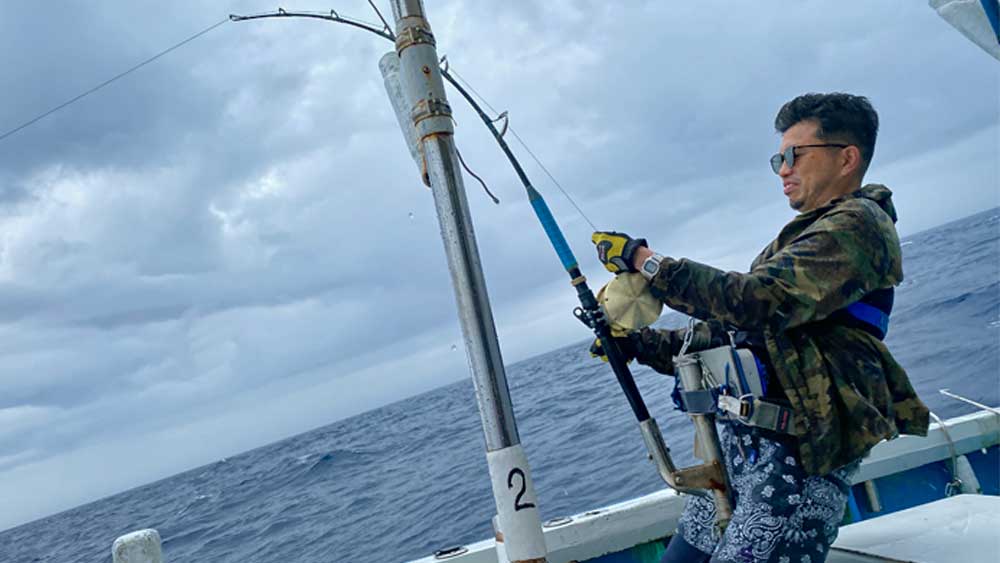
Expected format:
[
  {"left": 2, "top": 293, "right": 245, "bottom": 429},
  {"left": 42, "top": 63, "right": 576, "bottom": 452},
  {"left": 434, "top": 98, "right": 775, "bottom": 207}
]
[{"left": 409, "top": 410, "right": 1000, "bottom": 563}]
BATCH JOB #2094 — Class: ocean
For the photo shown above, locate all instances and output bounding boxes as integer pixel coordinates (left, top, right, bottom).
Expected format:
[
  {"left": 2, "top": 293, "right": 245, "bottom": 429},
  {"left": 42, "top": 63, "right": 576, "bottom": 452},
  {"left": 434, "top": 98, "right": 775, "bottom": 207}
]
[{"left": 2, "top": 208, "right": 998, "bottom": 563}]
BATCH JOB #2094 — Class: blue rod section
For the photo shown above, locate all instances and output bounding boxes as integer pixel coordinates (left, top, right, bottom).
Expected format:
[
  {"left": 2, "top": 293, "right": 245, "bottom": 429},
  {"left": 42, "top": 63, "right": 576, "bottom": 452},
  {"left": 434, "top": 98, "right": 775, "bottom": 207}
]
[
  {"left": 982, "top": 0, "right": 1000, "bottom": 42},
  {"left": 528, "top": 186, "right": 578, "bottom": 271}
]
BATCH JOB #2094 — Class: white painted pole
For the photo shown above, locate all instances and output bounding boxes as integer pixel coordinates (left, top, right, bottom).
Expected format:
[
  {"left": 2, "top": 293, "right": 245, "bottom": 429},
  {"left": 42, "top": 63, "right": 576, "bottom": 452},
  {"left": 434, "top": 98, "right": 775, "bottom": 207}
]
[
  {"left": 387, "top": 1, "right": 548, "bottom": 561},
  {"left": 112, "top": 529, "right": 163, "bottom": 563}
]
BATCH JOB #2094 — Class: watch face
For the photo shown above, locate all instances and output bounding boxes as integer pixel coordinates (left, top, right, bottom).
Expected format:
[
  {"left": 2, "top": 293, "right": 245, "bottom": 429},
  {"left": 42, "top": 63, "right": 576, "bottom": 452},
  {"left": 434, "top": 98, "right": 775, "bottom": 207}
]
[{"left": 642, "top": 259, "right": 658, "bottom": 274}]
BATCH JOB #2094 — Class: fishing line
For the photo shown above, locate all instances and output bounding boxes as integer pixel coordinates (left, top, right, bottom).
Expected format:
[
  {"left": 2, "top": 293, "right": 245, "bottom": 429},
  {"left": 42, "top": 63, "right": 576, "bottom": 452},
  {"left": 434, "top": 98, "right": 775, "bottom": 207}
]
[
  {"left": 0, "top": 18, "right": 230, "bottom": 144},
  {"left": 446, "top": 66, "right": 598, "bottom": 232}
]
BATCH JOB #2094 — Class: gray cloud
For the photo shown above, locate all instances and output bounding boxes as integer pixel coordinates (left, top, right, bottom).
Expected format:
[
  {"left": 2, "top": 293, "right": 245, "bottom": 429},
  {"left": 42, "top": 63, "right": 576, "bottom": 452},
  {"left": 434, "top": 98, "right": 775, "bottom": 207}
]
[{"left": 0, "top": 0, "right": 996, "bottom": 531}]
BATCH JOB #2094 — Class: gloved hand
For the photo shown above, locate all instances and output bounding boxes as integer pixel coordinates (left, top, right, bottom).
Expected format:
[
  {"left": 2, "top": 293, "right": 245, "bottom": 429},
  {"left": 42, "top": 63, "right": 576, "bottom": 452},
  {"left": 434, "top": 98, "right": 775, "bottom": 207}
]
[
  {"left": 592, "top": 231, "right": 647, "bottom": 274},
  {"left": 589, "top": 335, "right": 638, "bottom": 364},
  {"left": 589, "top": 328, "right": 676, "bottom": 375}
]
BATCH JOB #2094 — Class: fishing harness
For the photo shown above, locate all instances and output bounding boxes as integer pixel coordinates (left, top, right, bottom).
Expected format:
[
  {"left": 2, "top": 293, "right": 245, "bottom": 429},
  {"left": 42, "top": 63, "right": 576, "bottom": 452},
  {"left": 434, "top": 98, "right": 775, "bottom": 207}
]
[{"left": 672, "top": 288, "right": 894, "bottom": 435}]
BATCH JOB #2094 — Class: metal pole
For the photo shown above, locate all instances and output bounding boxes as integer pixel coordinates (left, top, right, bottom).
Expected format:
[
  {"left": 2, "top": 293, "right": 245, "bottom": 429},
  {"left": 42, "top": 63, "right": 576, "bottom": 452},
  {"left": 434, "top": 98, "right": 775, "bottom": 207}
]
[
  {"left": 676, "top": 357, "right": 733, "bottom": 530},
  {"left": 388, "top": 2, "right": 547, "bottom": 561}
]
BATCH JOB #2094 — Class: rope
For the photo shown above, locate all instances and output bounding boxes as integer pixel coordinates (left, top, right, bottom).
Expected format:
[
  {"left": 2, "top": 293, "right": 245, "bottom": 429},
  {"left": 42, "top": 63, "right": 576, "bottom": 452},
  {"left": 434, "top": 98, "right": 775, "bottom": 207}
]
[{"left": 456, "top": 149, "right": 500, "bottom": 204}]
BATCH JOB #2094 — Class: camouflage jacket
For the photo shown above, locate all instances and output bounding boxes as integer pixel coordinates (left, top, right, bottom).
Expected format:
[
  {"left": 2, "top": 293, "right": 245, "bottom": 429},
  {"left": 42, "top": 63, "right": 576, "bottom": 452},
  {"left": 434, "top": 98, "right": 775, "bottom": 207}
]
[{"left": 647, "top": 184, "right": 930, "bottom": 476}]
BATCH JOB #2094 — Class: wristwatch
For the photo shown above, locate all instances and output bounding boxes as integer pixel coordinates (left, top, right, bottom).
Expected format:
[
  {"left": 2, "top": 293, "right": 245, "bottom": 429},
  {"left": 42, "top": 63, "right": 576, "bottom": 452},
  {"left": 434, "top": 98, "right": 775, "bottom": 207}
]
[{"left": 640, "top": 253, "right": 665, "bottom": 281}]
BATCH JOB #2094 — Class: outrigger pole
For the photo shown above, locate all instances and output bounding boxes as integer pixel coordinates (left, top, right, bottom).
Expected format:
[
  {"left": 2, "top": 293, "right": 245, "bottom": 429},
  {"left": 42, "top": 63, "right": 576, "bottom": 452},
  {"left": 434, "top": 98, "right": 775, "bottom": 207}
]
[
  {"left": 231, "top": 5, "right": 548, "bottom": 559},
  {"left": 386, "top": 1, "right": 548, "bottom": 561},
  {"left": 393, "top": 37, "right": 737, "bottom": 531},
  {"left": 231, "top": 0, "right": 733, "bottom": 547},
  {"left": 387, "top": 13, "right": 734, "bottom": 529}
]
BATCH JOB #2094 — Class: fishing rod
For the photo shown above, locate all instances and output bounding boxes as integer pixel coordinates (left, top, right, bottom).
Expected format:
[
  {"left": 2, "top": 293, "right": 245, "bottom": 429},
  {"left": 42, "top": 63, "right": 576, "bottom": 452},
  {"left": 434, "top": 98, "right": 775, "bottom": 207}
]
[
  {"left": 428, "top": 70, "right": 735, "bottom": 523},
  {"left": 424, "top": 64, "right": 734, "bottom": 521},
  {"left": 230, "top": 1, "right": 731, "bottom": 523}
]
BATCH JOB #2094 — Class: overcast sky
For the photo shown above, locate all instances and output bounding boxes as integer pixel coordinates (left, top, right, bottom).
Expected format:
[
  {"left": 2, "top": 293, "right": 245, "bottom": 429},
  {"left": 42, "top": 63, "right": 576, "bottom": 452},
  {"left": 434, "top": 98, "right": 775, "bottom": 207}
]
[{"left": 0, "top": 1, "right": 997, "bottom": 531}]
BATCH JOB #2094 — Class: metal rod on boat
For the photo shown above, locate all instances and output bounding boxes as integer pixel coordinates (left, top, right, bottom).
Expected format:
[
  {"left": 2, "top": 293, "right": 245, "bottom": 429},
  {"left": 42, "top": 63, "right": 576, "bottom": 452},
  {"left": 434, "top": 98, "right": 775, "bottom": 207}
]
[
  {"left": 674, "top": 358, "right": 733, "bottom": 528},
  {"left": 397, "top": 18, "right": 720, "bottom": 507},
  {"left": 388, "top": 2, "right": 548, "bottom": 561},
  {"left": 939, "top": 389, "right": 1000, "bottom": 415},
  {"left": 228, "top": 7, "right": 694, "bottom": 504},
  {"left": 385, "top": 0, "right": 725, "bottom": 535}
]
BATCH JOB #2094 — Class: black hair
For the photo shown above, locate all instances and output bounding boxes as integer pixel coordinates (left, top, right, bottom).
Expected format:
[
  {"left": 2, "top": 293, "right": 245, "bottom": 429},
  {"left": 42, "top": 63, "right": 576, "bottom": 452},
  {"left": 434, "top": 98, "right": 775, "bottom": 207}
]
[{"left": 774, "top": 92, "right": 879, "bottom": 177}]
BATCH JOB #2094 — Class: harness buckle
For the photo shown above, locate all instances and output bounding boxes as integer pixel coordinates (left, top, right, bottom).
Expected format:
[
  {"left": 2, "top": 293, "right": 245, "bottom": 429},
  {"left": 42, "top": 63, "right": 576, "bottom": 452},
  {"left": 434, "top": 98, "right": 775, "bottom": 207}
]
[
  {"left": 717, "top": 393, "right": 757, "bottom": 424},
  {"left": 736, "top": 394, "right": 755, "bottom": 420}
]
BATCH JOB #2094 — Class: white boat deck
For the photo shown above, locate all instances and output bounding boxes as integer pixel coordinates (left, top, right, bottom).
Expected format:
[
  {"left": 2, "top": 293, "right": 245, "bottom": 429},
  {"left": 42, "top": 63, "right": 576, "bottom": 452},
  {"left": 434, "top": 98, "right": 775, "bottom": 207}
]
[{"left": 829, "top": 494, "right": 1000, "bottom": 562}]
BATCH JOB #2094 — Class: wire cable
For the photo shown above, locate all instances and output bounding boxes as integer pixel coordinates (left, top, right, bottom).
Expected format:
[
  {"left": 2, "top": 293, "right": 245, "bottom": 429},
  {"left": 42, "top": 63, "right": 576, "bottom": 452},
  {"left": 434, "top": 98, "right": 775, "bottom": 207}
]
[
  {"left": 0, "top": 17, "right": 230, "bottom": 144},
  {"left": 447, "top": 66, "right": 598, "bottom": 231},
  {"left": 457, "top": 148, "right": 500, "bottom": 204}
]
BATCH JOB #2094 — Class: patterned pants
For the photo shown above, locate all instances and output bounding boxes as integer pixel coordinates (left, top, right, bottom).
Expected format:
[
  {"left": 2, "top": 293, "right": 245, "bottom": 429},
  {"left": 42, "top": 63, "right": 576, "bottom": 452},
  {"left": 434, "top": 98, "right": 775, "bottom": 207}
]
[{"left": 668, "top": 423, "right": 858, "bottom": 563}]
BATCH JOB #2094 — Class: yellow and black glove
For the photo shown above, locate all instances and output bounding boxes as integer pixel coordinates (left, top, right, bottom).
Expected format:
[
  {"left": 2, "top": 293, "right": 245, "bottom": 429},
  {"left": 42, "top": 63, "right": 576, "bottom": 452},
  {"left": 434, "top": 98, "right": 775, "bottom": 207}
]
[
  {"left": 592, "top": 231, "right": 647, "bottom": 274},
  {"left": 589, "top": 328, "right": 676, "bottom": 375},
  {"left": 589, "top": 335, "right": 638, "bottom": 364}
]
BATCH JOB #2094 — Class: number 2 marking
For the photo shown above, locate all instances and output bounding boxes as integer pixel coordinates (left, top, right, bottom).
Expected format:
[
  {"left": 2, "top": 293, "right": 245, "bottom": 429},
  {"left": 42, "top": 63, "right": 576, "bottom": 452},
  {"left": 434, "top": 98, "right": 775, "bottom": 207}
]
[{"left": 506, "top": 467, "right": 536, "bottom": 511}]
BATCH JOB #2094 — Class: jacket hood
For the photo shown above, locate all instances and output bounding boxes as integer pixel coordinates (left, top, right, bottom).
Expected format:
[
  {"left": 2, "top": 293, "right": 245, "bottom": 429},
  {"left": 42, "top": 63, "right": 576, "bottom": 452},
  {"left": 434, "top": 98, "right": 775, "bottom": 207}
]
[{"left": 857, "top": 184, "right": 898, "bottom": 223}]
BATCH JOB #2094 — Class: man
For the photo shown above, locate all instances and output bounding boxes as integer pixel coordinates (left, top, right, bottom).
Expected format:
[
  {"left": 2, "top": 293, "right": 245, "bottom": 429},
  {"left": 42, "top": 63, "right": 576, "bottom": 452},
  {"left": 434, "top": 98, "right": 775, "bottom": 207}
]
[{"left": 591, "top": 93, "right": 929, "bottom": 563}]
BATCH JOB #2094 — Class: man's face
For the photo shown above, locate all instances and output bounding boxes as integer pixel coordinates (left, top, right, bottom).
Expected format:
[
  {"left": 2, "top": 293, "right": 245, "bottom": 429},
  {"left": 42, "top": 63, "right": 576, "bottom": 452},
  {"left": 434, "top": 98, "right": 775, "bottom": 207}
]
[{"left": 777, "top": 120, "right": 845, "bottom": 212}]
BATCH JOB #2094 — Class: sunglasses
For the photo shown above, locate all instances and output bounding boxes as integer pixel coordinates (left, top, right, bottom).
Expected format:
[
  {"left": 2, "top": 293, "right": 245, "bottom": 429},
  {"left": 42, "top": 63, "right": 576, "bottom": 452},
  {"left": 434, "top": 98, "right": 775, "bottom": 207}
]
[{"left": 770, "top": 144, "right": 848, "bottom": 174}]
